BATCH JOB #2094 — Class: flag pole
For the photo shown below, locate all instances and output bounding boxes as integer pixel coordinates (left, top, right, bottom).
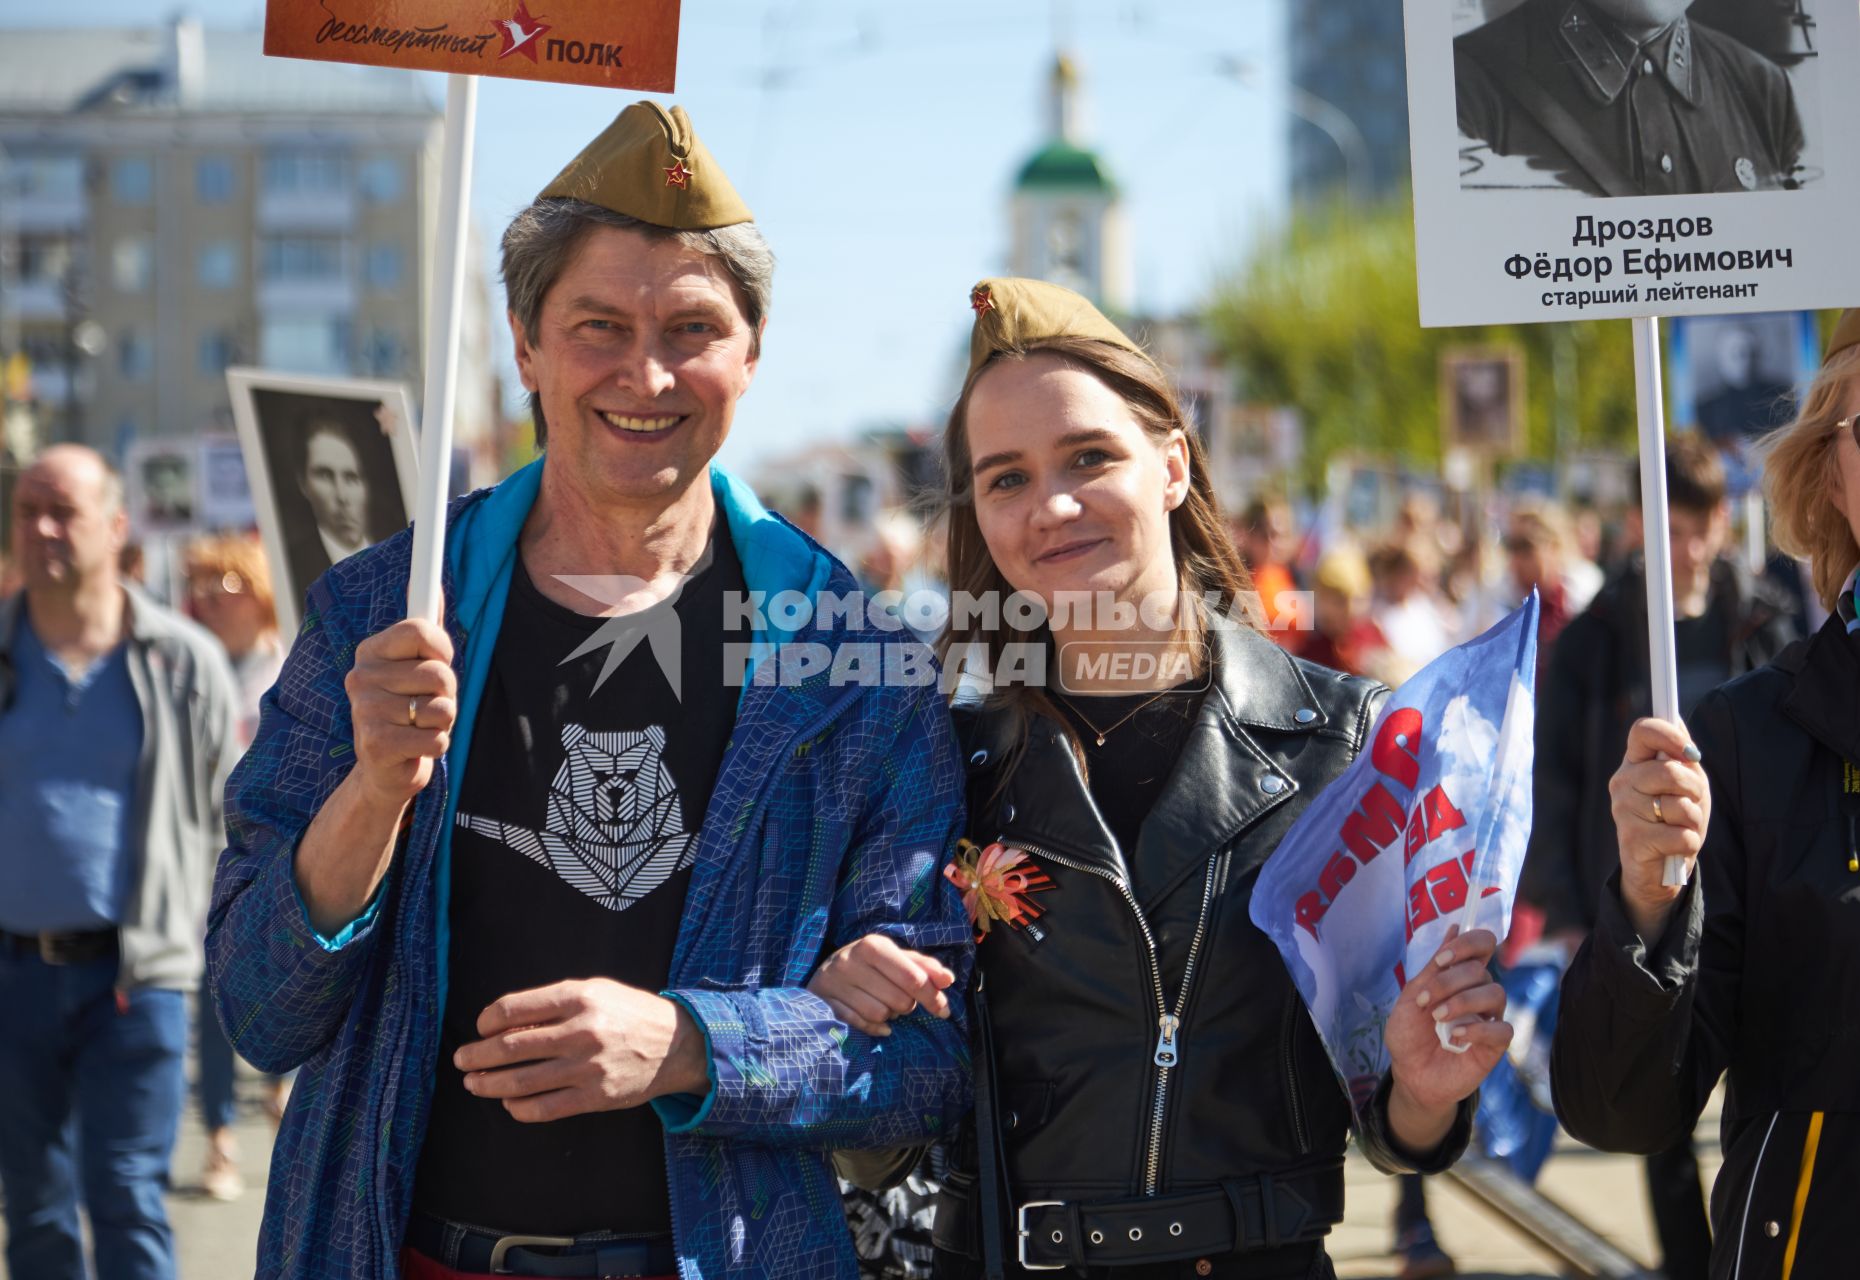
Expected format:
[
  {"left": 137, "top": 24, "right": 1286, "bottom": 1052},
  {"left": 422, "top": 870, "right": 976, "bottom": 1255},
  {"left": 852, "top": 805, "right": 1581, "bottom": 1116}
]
[
  {"left": 407, "top": 73, "right": 479, "bottom": 626},
  {"left": 1631, "top": 316, "right": 1690, "bottom": 889}
]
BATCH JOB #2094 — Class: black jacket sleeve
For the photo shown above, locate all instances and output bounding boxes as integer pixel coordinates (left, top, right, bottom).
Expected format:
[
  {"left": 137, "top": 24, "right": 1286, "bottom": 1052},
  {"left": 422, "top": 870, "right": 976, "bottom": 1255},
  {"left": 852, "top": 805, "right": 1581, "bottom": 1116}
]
[
  {"left": 1355, "top": 1072, "right": 1477, "bottom": 1176},
  {"left": 1549, "top": 689, "right": 1744, "bottom": 1154},
  {"left": 1520, "top": 612, "right": 1601, "bottom": 934}
]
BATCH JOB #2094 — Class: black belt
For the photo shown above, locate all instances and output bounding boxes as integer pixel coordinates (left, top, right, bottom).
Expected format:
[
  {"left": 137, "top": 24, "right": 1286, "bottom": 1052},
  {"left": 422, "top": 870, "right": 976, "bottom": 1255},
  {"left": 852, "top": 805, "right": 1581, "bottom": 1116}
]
[
  {"left": 934, "top": 1162, "right": 1343, "bottom": 1271},
  {"left": 404, "top": 1212, "right": 675, "bottom": 1277},
  {"left": 0, "top": 927, "right": 117, "bottom": 966}
]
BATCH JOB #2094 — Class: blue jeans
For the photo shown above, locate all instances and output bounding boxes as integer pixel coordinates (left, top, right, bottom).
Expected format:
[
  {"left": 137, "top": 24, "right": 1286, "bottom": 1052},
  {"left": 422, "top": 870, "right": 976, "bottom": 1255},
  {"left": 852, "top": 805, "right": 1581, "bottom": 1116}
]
[
  {"left": 196, "top": 988, "right": 237, "bottom": 1133},
  {"left": 0, "top": 948, "right": 186, "bottom": 1280}
]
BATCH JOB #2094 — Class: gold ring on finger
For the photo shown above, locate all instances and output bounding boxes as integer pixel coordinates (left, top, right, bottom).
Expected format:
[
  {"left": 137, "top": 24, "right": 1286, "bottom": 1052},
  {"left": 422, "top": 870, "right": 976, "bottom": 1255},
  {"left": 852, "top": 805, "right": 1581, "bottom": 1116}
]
[
  {"left": 408, "top": 697, "right": 419, "bottom": 727},
  {"left": 1651, "top": 796, "right": 1664, "bottom": 824}
]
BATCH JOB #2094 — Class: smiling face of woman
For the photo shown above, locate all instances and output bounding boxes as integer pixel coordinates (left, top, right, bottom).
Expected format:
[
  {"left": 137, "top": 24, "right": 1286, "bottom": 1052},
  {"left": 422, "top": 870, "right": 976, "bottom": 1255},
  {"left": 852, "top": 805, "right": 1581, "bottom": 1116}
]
[{"left": 963, "top": 352, "right": 1190, "bottom": 620}]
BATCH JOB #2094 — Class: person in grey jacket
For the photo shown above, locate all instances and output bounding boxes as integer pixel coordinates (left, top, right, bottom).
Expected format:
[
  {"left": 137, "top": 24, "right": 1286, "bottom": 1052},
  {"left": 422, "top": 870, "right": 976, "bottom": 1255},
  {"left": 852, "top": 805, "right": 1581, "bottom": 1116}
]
[{"left": 0, "top": 444, "right": 239, "bottom": 1280}]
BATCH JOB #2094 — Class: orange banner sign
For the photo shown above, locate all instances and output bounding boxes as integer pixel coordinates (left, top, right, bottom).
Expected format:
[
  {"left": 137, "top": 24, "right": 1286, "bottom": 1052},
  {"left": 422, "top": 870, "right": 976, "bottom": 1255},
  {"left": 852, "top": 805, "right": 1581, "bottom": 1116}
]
[{"left": 264, "top": 0, "right": 679, "bottom": 91}]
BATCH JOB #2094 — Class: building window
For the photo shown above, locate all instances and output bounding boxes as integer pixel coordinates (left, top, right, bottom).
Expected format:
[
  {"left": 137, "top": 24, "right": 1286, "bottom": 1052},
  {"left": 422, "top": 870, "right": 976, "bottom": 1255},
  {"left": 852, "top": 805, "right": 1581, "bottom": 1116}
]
[
  {"left": 112, "top": 236, "right": 153, "bottom": 293},
  {"left": 260, "top": 314, "right": 349, "bottom": 375},
  {"left": 19, "top": 235, "right": 77, "bottom": 285},
  {"left": 260, "top": 235, "right": 346, "bottom": 282},
  {"left": 196, "top": 156, "right": 235, "bottom": 203},
  {"left": 13, "top": 153, "right": 84, "bottom": 202},
  {"left": 199, "top": 330, "right": 237, "bottom": 376},
  {"left": 112, "top": 156, "right": 154, "bottom": 205},
  {"left": 22, "top": 333, "right": 63, "bottom": 366},
  {"left": 357, "top": 156, "right": 403, "bottom": 204},
  {"left": 363, "top": 243, "right": 404, "bottom": 290},
  {"left": 118, "top": 330, "right": 153, "bottom": 381},
  {"left": 197, "top": 241, "right": 238, "bottom": 290},
  {"left": 363, "top": 326, "right": 404, "bottom": 375},
  {"left": 261, "top": 148, "right": 348, "bottom": 198}
]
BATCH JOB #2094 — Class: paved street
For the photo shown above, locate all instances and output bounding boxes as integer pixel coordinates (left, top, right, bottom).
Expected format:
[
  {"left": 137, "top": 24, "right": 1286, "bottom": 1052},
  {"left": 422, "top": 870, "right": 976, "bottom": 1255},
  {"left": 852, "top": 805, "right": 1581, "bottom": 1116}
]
[{"left": 6, "top": 1056, "right": 1721, "bottom": 1278}]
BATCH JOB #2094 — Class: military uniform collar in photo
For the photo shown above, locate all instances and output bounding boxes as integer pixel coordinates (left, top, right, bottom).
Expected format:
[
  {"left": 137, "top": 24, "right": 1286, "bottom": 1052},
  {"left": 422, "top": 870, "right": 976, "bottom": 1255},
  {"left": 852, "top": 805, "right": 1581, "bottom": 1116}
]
[
  {"left": 1455, "top": 0, "right": 1804, "bottom": 196},
  {"left": 965, "top": 277, "right": 1148, "bottom": 382},
  {"left": 539, "top": 101, "right": 752, "bottom": 230},
  {"left": 1826, "top": 310, "right": 1860, "bottom": 365}
]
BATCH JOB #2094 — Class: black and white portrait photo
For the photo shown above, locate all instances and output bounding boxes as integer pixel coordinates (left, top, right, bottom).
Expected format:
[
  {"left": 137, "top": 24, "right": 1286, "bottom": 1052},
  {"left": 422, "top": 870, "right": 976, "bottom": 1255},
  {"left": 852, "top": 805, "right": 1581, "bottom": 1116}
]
[
  {"left": 1452, "top": 0, "right": 1822, "bottom": 197},
  {"left": 1441, "top": 347, "right": 1525, "bottom": 451},
  {"left": 1669, "top": 310, "right": 1818, "bottom": 444},
  {"left": 125, "top": 440, "right": 197, "bottom": 532},
  {"left": 227, "top": 369, "right": 419, "bottom": 636}
]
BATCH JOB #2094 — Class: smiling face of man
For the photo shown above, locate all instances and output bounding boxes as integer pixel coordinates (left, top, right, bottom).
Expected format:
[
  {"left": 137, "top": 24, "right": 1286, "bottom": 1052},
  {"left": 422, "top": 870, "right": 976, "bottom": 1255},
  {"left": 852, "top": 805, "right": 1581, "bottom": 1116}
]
[{"left": 511, "top": 224, "right": 759, "bottom": 517}]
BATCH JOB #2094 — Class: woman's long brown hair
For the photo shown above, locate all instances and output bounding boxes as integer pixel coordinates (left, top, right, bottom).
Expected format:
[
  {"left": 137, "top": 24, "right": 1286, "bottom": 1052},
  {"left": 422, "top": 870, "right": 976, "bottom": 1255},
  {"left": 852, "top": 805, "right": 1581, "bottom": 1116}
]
[{"left": 938, "top": 335, "right": 1260, "bottom": 779}]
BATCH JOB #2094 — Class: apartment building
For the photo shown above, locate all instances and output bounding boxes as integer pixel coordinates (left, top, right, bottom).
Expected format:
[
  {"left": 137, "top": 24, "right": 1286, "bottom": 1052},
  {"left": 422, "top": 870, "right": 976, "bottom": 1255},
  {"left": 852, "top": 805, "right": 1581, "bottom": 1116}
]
[{"left": 0, "top": 17, "right": 497, "bottom": 466}]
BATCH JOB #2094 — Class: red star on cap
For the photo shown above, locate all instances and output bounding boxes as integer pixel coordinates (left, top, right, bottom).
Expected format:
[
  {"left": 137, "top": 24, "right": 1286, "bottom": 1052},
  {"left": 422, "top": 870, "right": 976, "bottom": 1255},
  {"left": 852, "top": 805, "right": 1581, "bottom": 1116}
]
[
  {"left": 970, "top": 286, "right": 994, "bottom": 316},
  {"left": 493, "top": 2, "right": 550, "bottom": 61},
  {"left": 664, "top": 160, "right": 693, "bottom": 189}
]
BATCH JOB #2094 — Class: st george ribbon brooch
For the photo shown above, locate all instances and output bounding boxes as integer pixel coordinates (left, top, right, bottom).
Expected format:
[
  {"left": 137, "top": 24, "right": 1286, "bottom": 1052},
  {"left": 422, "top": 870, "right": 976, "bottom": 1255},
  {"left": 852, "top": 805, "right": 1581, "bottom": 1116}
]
[{"left": 945, "top": 839, "right": 1056, "bottom": 943}]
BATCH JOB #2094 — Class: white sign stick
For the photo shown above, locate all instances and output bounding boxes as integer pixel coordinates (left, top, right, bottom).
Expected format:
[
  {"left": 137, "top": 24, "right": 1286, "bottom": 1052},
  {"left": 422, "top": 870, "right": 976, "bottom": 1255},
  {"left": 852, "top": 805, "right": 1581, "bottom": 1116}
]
[
  {"left": 407, "top": 74, "right": 479, "bottom": 626},
  {"left": 1631, "top": 317, "right": 1691, "bottom": 889}
]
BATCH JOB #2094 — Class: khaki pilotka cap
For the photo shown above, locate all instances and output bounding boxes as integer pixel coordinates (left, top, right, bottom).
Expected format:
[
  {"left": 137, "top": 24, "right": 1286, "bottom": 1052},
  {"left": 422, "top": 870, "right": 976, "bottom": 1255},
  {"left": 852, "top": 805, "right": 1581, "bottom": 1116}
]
[
  {"left": 539, "top": 101, "right": 752, "bottom": 230},
  {"left": 1826, "top": 309, "right": 1860, "bottom": 364},
  {"left": 965, "top": 277, "right": 1148, "bottom": 382}
]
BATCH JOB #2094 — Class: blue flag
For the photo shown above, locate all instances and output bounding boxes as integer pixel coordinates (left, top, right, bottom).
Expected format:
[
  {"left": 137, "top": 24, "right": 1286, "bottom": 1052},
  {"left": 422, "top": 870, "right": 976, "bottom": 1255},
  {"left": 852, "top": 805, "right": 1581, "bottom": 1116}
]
[{"left": 1249, "top": 595, "right": 1538, "bottom": 1103}]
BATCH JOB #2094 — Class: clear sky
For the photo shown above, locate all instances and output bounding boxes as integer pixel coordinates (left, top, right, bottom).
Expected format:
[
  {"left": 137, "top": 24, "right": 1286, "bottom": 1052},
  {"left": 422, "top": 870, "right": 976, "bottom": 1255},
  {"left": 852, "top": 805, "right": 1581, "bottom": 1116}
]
[{"left": 25, "top": 1, "right": 1292, "bottom": 473}]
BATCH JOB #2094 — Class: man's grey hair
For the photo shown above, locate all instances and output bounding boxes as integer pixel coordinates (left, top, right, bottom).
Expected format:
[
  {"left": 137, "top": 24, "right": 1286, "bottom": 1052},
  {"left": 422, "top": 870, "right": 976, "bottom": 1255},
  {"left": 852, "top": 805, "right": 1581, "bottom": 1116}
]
[
  {"left": 500, "top": 198, "right": 775, "bottom": 447},
  {"left": 25, "top": 444, "right": 123, "bottom": 517},
  {"left": 98, "top": 460, "right": 125, "bottom": 518}
]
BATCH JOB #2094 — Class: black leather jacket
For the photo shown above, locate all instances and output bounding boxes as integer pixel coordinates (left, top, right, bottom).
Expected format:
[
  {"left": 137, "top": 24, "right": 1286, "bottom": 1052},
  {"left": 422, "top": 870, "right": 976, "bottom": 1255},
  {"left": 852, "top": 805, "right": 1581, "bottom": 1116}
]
[
  {"left": 936, "top": 621, "right": 1472, "bottom": 1267},
  {"left": 1554, "top": 614, "right": 1860, "bottom": 1279}
]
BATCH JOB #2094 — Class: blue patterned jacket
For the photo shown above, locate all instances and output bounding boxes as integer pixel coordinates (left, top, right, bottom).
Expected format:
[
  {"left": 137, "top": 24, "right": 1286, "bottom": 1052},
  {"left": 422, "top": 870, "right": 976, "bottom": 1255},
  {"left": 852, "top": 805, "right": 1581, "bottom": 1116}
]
[{"left": 208, "top": 459, "right": 973, "bottom": 1279}]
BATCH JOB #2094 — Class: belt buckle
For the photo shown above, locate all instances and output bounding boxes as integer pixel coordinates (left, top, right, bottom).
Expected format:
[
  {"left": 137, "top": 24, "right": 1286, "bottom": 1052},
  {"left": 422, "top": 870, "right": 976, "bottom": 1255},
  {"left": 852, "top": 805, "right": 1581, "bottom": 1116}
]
[
  {"left": 1016, "top": 1200, "right": 1068, "bottom": 1271},
  {"left": 38, "top": 933, "right": 73, "bottom": 966},
  {"left": 488, "top": 1233, "right": 577, "bottom": 1274}
]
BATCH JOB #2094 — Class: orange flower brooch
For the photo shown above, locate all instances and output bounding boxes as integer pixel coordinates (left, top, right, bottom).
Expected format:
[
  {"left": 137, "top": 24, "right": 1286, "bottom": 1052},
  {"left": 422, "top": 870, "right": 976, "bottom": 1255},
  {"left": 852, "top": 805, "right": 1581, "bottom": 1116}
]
[{"left": 944, "top": 839, "right": 1056, "bottom": 943}]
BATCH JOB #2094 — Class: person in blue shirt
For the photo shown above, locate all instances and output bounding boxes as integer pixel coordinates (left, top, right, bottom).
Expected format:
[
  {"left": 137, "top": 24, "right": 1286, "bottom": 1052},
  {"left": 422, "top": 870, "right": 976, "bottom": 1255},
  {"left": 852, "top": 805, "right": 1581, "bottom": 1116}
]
[{"left": 0, "top": 444, "right": 240, "bottom": 1280}]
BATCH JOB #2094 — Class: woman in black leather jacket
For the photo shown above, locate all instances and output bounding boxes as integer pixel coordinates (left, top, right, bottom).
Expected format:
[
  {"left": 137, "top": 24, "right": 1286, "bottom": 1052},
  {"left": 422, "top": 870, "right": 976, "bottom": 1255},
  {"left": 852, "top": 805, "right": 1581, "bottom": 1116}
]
[
  {"left": 1554, "top": 312, "right": 1860, "bottom": 1279},
  {"left": 813, "top": 279, "right": 1510, "bottom": 1280}
]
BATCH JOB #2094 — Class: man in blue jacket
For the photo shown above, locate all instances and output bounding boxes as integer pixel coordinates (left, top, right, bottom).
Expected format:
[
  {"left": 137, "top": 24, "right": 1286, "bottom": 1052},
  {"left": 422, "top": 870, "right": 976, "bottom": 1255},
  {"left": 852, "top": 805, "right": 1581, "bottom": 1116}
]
[{"left": 208, "top": 101, "right": 971, "bottom": 1280}]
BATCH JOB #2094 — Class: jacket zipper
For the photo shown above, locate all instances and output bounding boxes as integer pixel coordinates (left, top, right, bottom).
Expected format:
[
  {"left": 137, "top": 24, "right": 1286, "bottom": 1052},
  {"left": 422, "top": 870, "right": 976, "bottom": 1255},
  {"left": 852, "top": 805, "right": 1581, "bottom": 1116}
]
[
  {"left": 1012, "top": 840, "right": 1221, "bottom": 1195},
  {"left": 1142, "top": 860, "right": 1220, "bottom": 1193},
  {"left": 1280, "top": 990, "right": 1311, "bottom": 1154}
]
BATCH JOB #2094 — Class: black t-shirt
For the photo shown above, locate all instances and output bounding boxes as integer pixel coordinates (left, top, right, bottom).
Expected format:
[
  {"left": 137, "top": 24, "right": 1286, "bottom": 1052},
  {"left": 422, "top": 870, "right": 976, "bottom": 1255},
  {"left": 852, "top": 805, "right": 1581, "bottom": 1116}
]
[
  {"left": 1053, "top": 685, "right": 1204, "bottom": 870},
  {"left": 1674, "top": 593, "right": 1732, "bottom": 721},
  {"left": 412, "top": 525, "right": 747, "bottom": 1236}
]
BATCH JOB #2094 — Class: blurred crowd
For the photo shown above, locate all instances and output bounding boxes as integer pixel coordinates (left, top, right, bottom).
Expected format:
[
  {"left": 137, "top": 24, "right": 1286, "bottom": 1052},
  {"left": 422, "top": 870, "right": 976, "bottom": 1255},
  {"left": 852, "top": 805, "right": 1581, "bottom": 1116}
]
[{"left": 0, "top": 429, "right": 1804, "bottom": 1280}]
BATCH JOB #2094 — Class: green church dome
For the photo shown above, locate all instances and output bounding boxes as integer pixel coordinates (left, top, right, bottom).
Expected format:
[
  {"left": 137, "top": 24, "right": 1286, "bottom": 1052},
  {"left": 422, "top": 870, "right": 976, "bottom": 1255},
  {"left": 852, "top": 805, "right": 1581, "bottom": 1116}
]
[{"left": 1015, "top": 140, "right": 1117, "bottom": 193}]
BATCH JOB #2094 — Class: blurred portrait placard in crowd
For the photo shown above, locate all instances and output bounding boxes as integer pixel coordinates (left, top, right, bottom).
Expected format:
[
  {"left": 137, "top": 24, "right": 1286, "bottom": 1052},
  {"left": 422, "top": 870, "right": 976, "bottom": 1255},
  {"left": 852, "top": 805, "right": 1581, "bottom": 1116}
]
[
  {"left": 1212, "top": 404, "right": 1302, "bottom": 511},
  {"left": 227, "top": 368, "right": 418, "bottom": 637},
  {"left": 1668, "top": 310, "right": 1818, "bottom": 445},
  {"left": 198, "top": 433, "right": 258, "bottom": 530},
  {"left": 1405, "top": 0, "right": 1860, "bottom": 326},
  {"left": 1440, "top": 346, "right": 1525, "bottom": 453},
  {"left": 125, "top": 438, "right": 198, "bottom": 533}
]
